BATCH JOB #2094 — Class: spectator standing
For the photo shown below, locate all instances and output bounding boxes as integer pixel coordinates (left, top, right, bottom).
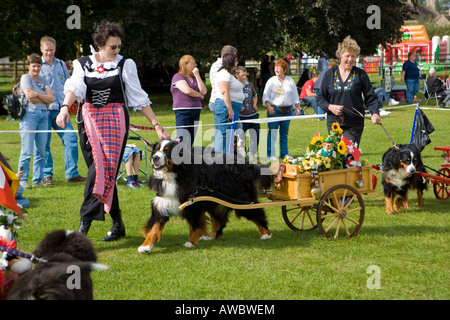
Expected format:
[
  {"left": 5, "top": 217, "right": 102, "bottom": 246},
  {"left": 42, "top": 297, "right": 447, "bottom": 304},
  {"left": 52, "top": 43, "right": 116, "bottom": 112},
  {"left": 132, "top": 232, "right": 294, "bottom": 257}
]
[
  {"left": 263, "top": 59, "right": 300, "bottom": 160},
  {"left": 39, "top": 36, "right": 86, "bottom": 186},
  {"left": 18, "top": 53, "right": 54, "bottom": 189},
  {"left": 401, "top": 51, "right": 420, "bottom": 104},
  {"left": 208, "top": 45, "right": 237, "bottom": 112},
  {"left": 235, "top": 66, "right": 259, "bottom": 162},
  {"left": 213, "top": 53, "right": 244, "bottom": 153},
  {"left": 171, "top": 55, "right": 207, "bottom": 145}
]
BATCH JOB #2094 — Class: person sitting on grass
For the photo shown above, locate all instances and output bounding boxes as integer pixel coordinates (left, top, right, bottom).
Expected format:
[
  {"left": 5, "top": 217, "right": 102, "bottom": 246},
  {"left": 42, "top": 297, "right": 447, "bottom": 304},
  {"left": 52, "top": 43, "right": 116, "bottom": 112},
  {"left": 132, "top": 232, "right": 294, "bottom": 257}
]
[{"left": 122, "top": 144, "right": 144, "bottom": 189}]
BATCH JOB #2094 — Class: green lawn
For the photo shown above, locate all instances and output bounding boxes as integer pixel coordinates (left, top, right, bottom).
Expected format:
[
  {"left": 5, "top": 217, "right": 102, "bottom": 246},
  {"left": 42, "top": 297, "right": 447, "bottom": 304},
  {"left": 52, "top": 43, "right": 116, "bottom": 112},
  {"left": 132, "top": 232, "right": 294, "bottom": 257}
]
[{"left": 1, "top": 87, "right": 449, "bottom": 300}]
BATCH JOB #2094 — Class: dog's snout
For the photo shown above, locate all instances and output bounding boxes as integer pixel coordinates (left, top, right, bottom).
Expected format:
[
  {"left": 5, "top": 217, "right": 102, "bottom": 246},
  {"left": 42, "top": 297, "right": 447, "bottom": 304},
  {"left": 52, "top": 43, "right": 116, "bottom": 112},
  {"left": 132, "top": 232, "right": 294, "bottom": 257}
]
[{"left": 152, "top": 154, "right": 160, "bottom": 162}]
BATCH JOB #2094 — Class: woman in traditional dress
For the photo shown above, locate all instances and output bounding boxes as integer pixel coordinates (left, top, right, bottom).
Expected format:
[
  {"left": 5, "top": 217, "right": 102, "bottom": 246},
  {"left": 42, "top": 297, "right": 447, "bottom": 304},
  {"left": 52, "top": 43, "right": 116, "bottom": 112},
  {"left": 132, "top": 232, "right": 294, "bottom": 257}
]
[{"left": 56, "top": 21, "right": 169, "bottom": 241}]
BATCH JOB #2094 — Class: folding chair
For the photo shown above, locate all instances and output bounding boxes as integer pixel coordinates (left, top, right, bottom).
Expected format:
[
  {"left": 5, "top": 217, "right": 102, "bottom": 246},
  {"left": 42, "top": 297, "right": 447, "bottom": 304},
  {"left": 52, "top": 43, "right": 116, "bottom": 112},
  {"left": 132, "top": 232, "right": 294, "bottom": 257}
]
[
  {"left": 116, "top": 135, "right": 150, "bottom": 183},
  {"left": 297, "top": 87, "right": 315, "bottom": 115},
  {"left": 423, "top": 80, "right": 443, "bottom": 107},
  {"left": 299, "top": 98, "right": 315, "bottom": 115}
]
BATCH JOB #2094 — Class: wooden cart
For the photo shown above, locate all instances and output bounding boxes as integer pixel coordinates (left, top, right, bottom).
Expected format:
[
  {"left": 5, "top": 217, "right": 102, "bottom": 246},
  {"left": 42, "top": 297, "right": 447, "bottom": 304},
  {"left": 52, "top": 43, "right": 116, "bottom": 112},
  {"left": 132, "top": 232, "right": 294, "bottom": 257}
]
[{"left": 179, "top": 164, "right": 379, "bottom": 238}]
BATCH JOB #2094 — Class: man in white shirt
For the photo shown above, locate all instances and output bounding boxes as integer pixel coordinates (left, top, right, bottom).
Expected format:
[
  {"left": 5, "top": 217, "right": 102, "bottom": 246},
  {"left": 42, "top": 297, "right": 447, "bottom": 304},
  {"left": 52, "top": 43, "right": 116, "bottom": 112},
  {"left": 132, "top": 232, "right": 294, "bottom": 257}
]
[{"left": 208, "top": 45, "right": 237, "bottom": 112}]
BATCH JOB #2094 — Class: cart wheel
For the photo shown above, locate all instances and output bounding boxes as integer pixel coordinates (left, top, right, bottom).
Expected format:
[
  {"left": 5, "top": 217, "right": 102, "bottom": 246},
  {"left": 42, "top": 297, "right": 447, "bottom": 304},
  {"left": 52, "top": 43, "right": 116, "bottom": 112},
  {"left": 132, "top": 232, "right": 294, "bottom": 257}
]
[
  {"left": 316, "top": 184, "right": 365, "bottom": 238},
  {"left": 433, "top": 167, "right": 450, "bottom": 200},
  {"left": 282, "top": 205, "right": 317, "bottom": 231}
]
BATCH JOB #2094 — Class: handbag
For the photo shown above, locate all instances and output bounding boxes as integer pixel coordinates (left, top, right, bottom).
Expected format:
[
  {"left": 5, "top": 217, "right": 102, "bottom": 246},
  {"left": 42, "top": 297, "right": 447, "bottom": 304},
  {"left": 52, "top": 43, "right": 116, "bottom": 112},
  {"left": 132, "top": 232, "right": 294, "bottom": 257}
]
[
  {"left": 2, "top": 94, "right": 26, "bottom": 119},
  {"left": 272, "top": 105, "right": 292, "bottom": 114}
]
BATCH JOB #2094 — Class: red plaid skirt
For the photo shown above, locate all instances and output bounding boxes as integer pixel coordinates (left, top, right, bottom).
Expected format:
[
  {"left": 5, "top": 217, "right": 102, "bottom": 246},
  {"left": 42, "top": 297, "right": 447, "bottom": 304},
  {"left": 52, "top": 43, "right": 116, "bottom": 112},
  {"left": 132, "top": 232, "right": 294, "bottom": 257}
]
[{"left": 83, "top": 103, "right": 126, "bottom": 212}]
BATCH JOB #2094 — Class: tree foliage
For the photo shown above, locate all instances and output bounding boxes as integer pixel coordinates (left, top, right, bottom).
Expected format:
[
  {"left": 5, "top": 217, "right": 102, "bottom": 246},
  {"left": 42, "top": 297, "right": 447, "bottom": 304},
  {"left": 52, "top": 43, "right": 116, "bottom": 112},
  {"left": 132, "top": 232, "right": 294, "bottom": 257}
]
[{"left": 0, "top": 0, "right": 416, "bottom": 65}]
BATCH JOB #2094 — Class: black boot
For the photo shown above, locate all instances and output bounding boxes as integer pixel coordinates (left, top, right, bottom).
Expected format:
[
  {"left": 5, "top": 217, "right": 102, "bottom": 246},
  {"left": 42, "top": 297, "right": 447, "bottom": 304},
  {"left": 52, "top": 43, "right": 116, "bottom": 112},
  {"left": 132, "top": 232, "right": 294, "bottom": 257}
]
[
  {"left": 78, "top": 220, "right": 92, "bottom": 235},
  {"left": 102, "top": 211, "right": 125, "bottom": 242}
]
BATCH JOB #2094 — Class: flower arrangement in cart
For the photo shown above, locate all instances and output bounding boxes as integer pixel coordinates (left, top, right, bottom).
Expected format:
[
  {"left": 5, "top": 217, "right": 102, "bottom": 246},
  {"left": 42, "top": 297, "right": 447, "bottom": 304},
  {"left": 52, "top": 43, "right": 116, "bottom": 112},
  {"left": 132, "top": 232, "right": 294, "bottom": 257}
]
[{"left": 283, "top": 122, "right": 367, "bottom": 172}]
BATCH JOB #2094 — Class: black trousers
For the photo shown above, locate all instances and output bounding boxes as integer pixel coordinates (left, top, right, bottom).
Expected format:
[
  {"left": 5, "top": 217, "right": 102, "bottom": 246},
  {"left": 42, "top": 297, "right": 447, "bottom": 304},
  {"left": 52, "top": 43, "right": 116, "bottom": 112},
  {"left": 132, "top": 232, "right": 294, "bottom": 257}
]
[{"left": 77, "top": 106, "right": 129, "bottom": 222}]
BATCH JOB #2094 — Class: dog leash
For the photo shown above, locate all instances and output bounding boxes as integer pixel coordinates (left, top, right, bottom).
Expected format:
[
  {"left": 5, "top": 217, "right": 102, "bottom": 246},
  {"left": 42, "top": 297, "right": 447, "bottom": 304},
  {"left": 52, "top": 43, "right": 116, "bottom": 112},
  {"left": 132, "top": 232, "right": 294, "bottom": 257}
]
[
  {"left": 379, "top": 123, "right": 398, "bottom": 149},
  {"left": 129, "top": 128, "right": 154, "bottom": 148},
  {"left": 0, "top": 245, "right": 47, "bottom": 263}
]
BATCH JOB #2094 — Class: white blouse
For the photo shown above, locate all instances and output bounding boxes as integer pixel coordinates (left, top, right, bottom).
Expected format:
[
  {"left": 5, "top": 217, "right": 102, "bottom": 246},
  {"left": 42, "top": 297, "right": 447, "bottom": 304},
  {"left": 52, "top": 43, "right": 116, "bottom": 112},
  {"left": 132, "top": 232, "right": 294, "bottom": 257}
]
[
  {"left": 64, "top": 53, "right": 151, "bottom": 111},
  {"left": 262, "top": 75, "right": 300, "bottom": 107}
]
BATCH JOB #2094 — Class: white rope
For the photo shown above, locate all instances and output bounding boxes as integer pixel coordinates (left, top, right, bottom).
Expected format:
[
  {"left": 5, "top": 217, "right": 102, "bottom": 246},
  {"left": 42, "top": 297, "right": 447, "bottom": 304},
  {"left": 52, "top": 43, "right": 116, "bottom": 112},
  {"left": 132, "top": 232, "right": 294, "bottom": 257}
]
[{"left": 2, "top": 104, "right": 447, "bottom": 134}]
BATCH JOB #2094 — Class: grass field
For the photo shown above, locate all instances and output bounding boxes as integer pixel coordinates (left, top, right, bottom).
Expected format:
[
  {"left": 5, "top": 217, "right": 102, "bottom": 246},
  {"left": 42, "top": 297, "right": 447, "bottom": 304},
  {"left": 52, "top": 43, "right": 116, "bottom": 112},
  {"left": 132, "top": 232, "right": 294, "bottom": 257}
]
[{"left": 1, "top": 83, "right": 449, "bottom": 301}]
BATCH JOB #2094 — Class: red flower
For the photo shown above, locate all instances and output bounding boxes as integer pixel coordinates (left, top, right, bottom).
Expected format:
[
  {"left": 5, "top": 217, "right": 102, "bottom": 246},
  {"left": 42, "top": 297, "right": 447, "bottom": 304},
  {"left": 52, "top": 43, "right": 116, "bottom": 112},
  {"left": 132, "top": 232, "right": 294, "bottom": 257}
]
[
  {"left": 96, "top": 65, "right": 105, "bottom": 73},
  {"left": 0, "top": 237, "right": 16, "bottom": 249}
]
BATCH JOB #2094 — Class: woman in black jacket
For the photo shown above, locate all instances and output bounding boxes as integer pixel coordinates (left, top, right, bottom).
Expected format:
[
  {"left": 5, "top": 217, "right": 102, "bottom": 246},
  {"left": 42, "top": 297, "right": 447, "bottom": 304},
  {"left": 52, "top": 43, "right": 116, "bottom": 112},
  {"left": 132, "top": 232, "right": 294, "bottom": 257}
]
[{"left": 317, "top": 36, "right": 381, "bottom": 147}]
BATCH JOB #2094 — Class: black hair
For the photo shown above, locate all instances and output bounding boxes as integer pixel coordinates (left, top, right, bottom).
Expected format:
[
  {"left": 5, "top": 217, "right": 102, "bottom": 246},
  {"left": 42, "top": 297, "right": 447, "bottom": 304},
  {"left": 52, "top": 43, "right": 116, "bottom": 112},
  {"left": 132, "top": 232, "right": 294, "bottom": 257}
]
[{"left": 92, "top": 20, "right": 125, "bottom": 49}]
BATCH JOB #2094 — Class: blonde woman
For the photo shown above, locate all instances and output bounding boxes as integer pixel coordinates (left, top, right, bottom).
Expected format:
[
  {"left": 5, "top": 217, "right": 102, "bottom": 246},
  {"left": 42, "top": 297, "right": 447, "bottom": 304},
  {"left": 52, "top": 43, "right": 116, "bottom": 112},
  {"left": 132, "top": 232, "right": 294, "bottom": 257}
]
[
  {"left": 171, "top": 55, "right": 207, "bottom": 145},
  {"left": 317, "top": 36, "right": 381, "bottom": 146}
]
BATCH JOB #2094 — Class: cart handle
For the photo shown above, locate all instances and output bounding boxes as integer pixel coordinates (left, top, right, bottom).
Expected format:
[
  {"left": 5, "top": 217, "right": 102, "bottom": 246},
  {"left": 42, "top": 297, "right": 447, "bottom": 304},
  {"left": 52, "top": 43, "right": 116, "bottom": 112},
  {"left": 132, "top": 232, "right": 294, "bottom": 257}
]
[{"left": 416, "top": 171, "right": 450, "bottom": 185}]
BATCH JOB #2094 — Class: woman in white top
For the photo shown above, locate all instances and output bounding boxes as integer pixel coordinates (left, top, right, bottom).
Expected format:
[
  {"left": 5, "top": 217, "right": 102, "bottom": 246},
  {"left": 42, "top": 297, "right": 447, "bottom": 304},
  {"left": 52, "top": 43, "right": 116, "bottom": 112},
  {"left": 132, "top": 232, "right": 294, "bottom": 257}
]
[
  {"left": 56, "top": 21, "right": 169, "bottom": 242},
  {"left": 213, "top": 52, "right": 245, "bottom": 153},
  {"left": 263, "top": 58, "right": 300, "bottom": 160}
]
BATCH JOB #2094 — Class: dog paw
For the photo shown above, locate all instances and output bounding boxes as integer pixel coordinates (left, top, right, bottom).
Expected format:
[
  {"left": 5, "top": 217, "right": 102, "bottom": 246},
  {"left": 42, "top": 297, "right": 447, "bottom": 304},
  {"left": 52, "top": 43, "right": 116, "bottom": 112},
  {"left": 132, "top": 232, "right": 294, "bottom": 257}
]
[
  {"left": 199, "top": 236, "right": 214, "bottom": 241},
  {"left": 138, "top": 245, "right": 154, "bottom": 254},
  {"left": 260, "top": 234, "right": 272, "bottom": 240},
  {"left": 184, "top": 241, "right": 196, "bottom": 248}
]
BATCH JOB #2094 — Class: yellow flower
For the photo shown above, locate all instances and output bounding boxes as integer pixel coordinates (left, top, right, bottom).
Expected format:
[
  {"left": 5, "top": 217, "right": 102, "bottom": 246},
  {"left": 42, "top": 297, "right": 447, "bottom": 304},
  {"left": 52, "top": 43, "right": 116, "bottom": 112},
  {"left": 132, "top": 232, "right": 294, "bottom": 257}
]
[
  {"left": 331, "top": 122, "right": 343, "bottom": 135},
  {"left": 284, "top": 157, "right": 290, "bottom": 163},
  {"left": 337, "top": 140, "right": 347, "bottom": 154},
  {"left": 310, "top": 135, "right": 323, "bottom": 146}
]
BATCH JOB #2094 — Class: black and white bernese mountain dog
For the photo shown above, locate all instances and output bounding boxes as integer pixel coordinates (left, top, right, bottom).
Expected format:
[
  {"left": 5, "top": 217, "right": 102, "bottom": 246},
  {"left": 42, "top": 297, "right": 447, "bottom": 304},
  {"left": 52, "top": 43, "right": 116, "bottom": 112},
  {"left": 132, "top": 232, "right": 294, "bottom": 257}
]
[
  {"left": 138, "top": 140, "right": 273, "bottom": 253},
  {"left": 381, "top": 144, "right": 427, "bottom": 214}
]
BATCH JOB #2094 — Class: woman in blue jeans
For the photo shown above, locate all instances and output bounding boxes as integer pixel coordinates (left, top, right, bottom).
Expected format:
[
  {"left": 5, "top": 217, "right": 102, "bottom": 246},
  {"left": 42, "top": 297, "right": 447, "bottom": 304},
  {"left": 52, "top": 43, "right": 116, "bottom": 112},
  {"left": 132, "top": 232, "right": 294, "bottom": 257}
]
[
  {"left": 213, "top": 53, "right": 244, "bottom": 153},
  {"left": 401, "top": 52, "right": 420, "bottom": 104},
  {"left": 263, "top": 59, "right": 301, "bottom": 160},
  {"left": 18, "top": 53, "right": 54, "bottom": 189}
]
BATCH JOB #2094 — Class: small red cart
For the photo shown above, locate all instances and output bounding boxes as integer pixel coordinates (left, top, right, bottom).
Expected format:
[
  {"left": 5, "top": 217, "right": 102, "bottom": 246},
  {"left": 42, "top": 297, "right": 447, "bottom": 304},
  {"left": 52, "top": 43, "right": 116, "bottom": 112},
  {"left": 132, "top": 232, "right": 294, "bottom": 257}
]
[{"left": 417, "top": 146, "right": 450, "bottom": 200}]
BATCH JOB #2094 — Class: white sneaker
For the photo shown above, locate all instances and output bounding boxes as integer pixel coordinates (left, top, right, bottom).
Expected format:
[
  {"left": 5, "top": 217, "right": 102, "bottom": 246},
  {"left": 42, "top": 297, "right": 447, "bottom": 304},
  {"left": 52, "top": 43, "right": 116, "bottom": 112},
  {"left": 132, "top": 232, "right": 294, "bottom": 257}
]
[
  {"left": 388, "top": 98, "right": 399, "bottom": 106},
  {"left": 379, "top": 109, "right": 391, "bottom": 116},
  {"left": 20, "top": 180, "right": 30, "bottom": 189},
  {"left": 269, "top": 156, "right": 278, "bottom": 161}
]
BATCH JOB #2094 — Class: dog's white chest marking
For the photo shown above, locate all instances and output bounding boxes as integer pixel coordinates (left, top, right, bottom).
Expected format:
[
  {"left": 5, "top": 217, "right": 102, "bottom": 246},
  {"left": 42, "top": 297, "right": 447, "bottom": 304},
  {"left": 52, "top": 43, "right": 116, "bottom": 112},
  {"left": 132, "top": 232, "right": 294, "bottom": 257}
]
[
  {"left": 386, "top": 169, "right": 409, "bottom": 190},
  {"left": 152, "top": 172, "right": 181, "bottom": 217}
]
